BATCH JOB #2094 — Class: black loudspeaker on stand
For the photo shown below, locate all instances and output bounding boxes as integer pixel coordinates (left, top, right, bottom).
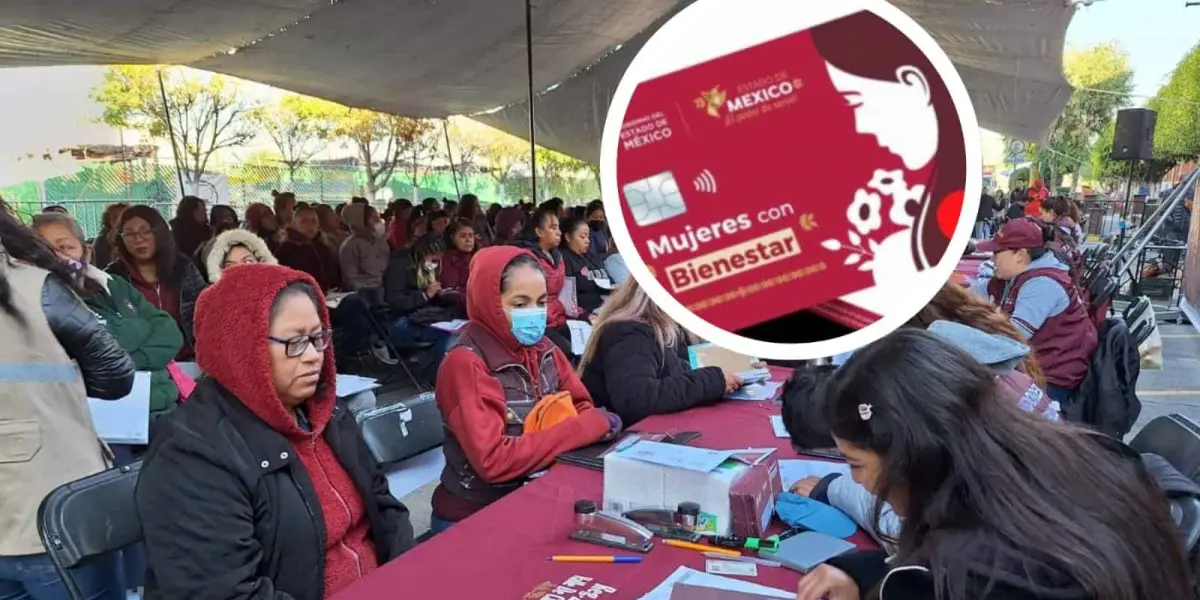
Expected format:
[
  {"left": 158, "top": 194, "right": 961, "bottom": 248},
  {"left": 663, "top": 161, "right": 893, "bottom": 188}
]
[{"left": 1110, "top": 108, "right": 1158, "bottom": 247}]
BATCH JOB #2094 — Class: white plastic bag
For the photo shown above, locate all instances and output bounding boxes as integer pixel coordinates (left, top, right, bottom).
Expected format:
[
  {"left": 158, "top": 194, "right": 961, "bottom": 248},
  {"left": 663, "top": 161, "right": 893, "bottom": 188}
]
[{"left": 1139, "top": 324, "right": 1164, "bottom": 370}]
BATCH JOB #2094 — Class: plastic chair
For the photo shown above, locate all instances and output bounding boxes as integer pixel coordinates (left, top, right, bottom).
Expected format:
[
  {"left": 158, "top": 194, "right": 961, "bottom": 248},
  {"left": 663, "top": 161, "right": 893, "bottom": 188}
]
[
  {"left": 37, "top": 462, "right": 142, "bottom": 600},
  {"left": 1130, "top": 414, "right": 1200, "bottom": 483}
]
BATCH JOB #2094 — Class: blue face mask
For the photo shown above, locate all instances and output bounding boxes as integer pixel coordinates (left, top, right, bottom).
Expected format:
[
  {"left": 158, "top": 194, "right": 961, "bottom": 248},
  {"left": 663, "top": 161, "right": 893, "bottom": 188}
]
[{"left": 509, "top": 306, "right": 547, "bottom": 346}]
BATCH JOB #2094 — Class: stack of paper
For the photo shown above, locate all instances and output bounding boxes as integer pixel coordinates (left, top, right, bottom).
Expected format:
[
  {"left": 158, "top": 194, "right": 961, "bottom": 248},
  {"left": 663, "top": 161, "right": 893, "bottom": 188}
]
[
  {"left": 727, "top": 382, "right": 781, "bottom": 401},
  {"left": 777, "top": 459, "right": 851, "bottom": 490},
  {"left": 620, "top": 441, "right": 734, "bottom": 473},
  {"left": 640, "top": 567, "right": 793, "bottom": 600}
]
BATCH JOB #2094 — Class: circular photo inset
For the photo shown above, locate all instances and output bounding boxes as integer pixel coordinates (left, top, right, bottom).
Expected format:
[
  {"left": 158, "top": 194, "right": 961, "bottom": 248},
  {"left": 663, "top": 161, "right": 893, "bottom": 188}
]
[{"left": 601, "top": 0, "right": 981, "bottom": 360}]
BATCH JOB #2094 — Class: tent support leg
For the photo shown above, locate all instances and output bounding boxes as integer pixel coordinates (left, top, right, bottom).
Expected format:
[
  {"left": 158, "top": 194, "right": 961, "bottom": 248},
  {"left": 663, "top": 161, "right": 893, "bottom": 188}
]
[
  {"left": 157, "top": 69, "right": 187, "bottom": 199},
  {"left": 525, "top": 0, "right": 538, "bottom": 202},
  {"left": 442, "top": 119, "right": 462, "bottom": 199}
]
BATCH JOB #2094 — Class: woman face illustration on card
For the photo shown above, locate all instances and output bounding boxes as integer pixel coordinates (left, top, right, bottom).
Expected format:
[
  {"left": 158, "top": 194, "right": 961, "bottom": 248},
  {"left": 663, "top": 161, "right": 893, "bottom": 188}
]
[{"left": 812, "top": 11, "right": 967, "bottom": 284}]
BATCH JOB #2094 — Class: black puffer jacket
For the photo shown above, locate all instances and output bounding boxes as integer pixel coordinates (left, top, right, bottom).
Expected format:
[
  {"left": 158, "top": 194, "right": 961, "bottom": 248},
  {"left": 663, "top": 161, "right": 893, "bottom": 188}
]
[
  {"left": 45, "top": 276, "right": 136, "bottom": 399},
  {"left": 136, "top": 378, "right": 414, "bottom": 600},
  {"left": 580, "top": 321, "right": 725, "bottom": 425},
  {"left": 561, "top": 247, "right": 610, "bottom": 315}
]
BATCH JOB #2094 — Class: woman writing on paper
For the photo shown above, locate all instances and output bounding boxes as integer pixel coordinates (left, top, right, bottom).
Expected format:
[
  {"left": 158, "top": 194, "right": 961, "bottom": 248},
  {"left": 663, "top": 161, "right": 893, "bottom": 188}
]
[
  {"left": 431, "top": 246, "right": 621, "bottom": 533},
  {"left": 0, "top": 205, "right": 134, "bottom": 600},
  {"left": 136, "top": 265, "right": 414, "bottom": 600},
  {"left": 579, "top": 278, "right": 739, "bottom": 425},
  {"left": 383, "top": 232, "right": 455, "bottom": 362},
  {"left": 794, "top": 329, "right": 1191, "bottom": 600}
]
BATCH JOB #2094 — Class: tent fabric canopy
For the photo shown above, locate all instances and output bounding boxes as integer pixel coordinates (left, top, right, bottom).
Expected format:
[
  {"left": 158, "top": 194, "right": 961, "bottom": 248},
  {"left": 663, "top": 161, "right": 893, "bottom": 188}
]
[{"left": 0, "top": 0, "right": 1074, "bottom": 162}]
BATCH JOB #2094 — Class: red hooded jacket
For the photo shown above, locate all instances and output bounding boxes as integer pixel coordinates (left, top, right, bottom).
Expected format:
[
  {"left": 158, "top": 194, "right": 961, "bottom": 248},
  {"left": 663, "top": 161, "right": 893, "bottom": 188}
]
[
  {"left": 194, "top": 264, "right": 378, "bottom": 596},
  {"left": 1025, "top": 178, "right": 1048, "bottom": 217},
  {"left": 432, "top": 246, "right": 609, "bottom": 520}
]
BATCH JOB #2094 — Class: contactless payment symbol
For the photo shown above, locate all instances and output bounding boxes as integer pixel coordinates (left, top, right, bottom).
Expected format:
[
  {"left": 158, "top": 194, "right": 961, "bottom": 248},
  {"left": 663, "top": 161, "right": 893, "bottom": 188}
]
[
  {"left": 623, "top": 171, "right": 688, "bottom": 227},
  {"left": 600, "top": 0, "right": 981, "bottom": 360}
]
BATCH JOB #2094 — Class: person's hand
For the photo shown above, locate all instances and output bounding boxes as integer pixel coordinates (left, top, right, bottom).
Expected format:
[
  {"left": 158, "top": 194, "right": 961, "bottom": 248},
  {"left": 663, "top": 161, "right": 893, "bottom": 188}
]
[
  {"left": 425, "top": 282, "right": 442, "bottom": 297},
  {"left": 588, "top": 313, "right": 599, "bottom": 325},
  {"left": 723, "top": 370, "right": 742, "bottom": 394},
  {"left": 796, "top": 565, "right": 859, "bottom": 600},
  {"left": 789, "top": 476, "right": 822, "bottom": 497}
]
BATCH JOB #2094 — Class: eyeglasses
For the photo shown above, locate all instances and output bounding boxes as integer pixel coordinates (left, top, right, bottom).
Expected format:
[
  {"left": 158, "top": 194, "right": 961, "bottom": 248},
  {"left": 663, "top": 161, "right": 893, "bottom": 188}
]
[
  {"left": 119, "top": 229, "right": 154, "bottom": 241},
  {"left": 267, "top": 329, "right": 333, "bottom": 358}
]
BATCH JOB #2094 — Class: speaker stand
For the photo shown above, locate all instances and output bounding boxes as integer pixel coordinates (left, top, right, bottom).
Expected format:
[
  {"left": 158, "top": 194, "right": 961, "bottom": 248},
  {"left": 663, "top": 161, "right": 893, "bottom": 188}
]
[{"left": 1116, "top": 158, "right": 1139, "bottom": 248}]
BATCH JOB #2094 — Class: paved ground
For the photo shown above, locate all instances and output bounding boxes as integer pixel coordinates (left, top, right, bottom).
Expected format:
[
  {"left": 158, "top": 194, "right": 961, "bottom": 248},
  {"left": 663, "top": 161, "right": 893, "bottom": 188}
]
[{"left": 390, "top": 322, "right": 1200, "bottom": 538}]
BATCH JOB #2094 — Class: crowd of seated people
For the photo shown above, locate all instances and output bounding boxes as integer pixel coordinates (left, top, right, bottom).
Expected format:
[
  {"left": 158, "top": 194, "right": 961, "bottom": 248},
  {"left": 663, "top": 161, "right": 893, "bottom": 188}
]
[{"left": 4, "top": 188, "right": 1197, "bottom": 600}]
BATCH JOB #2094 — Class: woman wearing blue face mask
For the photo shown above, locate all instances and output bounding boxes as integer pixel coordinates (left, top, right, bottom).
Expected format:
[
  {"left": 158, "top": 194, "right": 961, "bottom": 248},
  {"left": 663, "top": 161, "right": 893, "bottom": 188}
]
[{"left": 430, "top": 246, "right": 621, "bottom": 534}]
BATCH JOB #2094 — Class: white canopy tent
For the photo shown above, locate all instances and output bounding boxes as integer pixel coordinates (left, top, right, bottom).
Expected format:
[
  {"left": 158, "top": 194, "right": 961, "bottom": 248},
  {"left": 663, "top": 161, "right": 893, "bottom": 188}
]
[{"left": 0, "top": 0, "right": 1075, "bottom": 162}]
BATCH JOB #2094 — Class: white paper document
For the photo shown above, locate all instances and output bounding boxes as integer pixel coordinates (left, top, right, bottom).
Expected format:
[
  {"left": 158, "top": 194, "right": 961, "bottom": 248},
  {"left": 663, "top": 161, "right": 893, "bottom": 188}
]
[
  {"left": 429, "top": 319, "right": 468, "bottom": 332},
  {"left": 325, "top": 291, "right": 352, "bottom": 309},
  {"left": 87, "top": 371, "right": 151, "bottom": 445},
  {"left": 566, "top": 319, "right": 593, "bottom": 355},
  {"left": 639, "top": 567, "right": 793, "bottom": 599},
  {"left": 619, "top": 440, "right": 733, "bottom": 473},
  {"left": 727, "top": 381, "right": 780, "bottom": 401},
  {"left": 335, "top": 373, "right": 379, "bottom": 398},
  {"left": 778, "top": 459, "right": 851, "bottom": 490},
  {"left": 769, "top": 415, "right": 789, "bottom": 438}
]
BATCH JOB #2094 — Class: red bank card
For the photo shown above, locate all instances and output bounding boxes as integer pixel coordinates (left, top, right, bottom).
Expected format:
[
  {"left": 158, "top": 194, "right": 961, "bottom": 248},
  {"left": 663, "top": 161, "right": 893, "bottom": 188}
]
[{"left": 616, "top": 23, "right": 937, "bottom": 332}]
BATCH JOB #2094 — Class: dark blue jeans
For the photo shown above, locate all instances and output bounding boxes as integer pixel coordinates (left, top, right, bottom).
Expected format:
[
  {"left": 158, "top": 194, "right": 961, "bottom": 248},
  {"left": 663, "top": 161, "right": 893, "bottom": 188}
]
[
  {"left": 389, "top": 318, "right": 453, "bottom": 363},
  {"left": 1045, "top": 384, "right": 1074, "bottom": 405},
  {"left": 0, "top": 553, "right": 122, "bottom": 600},
  {"left": 429, "top": 515, "right": 455, "bottom": 536}
]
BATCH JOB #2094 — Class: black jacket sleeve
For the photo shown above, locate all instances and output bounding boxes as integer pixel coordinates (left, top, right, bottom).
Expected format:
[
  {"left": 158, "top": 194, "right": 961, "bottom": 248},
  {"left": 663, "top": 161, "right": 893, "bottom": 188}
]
[
  {"left": 825, "top": 549, "right": 891, "bottom": 595},
  {"left": 136, "top": 436, "right": 296, "bottom": 600},
  {"left": 383, "top": 254, "right": 428, "bottom": 315},
  {"left": 594, "top": 323, "right": 726, "bottom": 424},
  {"left": 177, "top": 259, "right": 206, "bottom": 348},
  {"left": 356, "top": 430, "right": 415, "bottom": 561},
  {"left": 43, "top": 276, "right": 135, "bottom": 400}
]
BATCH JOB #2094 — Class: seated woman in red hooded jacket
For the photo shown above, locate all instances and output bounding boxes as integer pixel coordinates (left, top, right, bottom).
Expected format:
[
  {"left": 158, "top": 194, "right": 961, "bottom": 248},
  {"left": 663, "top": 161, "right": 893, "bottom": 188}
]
[
  {"left": 430, "top": 246, "right": 621, "bottom": 533},
  {"left": 135, "top": 264, "right": 413, "bottom": 600}
]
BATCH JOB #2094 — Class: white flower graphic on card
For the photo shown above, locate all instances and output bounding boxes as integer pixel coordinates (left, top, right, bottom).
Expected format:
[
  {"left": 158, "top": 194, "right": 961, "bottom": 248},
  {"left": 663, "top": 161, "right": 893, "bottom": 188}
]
[{"left": 846, "top": 189, "right": 882, "bottom": 235}]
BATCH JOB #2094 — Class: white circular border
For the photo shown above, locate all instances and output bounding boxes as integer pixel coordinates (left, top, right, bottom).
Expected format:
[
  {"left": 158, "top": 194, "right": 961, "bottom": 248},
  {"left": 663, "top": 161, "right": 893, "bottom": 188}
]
[{"left": 600, "top": 0, "right": 983, "bottom": 361}]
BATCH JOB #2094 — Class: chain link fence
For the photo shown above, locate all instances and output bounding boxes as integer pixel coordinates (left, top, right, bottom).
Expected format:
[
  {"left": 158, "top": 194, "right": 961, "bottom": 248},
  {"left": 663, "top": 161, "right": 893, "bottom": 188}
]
[{"left": 0, "top": 160, "right": 601, "bottom": 237}]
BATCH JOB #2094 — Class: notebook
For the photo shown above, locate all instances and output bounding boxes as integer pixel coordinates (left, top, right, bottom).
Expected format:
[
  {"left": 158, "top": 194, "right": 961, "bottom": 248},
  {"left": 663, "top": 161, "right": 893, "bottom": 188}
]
[{"left": 763, "top": 531, "right": 857, "bottom": 573}]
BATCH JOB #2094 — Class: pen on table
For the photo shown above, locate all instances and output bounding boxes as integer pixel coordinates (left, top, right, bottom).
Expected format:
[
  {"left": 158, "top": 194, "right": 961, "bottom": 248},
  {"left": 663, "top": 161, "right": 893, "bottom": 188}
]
[
  {"left": 548, "top": 555, "right": 642, "bottom": 564},
  {"left": 663, "top": 538, "right": 741, "bottom": 556}
]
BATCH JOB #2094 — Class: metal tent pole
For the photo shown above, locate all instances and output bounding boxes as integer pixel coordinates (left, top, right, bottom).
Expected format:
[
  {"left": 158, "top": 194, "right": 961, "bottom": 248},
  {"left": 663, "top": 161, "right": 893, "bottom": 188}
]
[
  {"left": 1116, "top": 158, "right": 1137, "bottom": 248},
  {"left": 525, "top": 0, "right": 538, "bottom": 202},
  {"left": 442, "top": 119, "right": 462, "bottom": 199},
  {"left": 156, "top": 69, "right": 187, "bottom": 199}
]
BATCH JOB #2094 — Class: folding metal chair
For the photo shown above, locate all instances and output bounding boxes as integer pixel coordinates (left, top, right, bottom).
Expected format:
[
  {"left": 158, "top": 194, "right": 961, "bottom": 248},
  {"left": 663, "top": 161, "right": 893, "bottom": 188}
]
[{"left": 37, "top": 462, "right": 143, "bottom": 600}]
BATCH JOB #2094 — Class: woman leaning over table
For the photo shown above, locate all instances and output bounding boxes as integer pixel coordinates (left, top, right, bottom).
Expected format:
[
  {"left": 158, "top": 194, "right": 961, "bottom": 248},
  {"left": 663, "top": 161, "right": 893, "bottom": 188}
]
[
  {"left": 430, "top": 246, "right": 621, "bottom": 534},
  {"left": 794, "top": 329, "right": 1192, "bottom": 600},
  {"left": 0, "top": 207, "right": 134, "bottom": 600},
  {"left": 136, "top": 264, "right": 413, "bottom": 600},
  {"left": 578, "top": 277, "right": 739, "bottom": 425}
]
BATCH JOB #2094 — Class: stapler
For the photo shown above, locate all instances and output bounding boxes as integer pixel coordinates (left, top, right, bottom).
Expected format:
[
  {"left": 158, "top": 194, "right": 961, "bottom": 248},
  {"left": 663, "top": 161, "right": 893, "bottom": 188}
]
[
  {"left": 569, "top": 500, "right": 654, "bottom": 553},
  {"left": 623, "top": 502, "right": 703, "bottom": 542}
]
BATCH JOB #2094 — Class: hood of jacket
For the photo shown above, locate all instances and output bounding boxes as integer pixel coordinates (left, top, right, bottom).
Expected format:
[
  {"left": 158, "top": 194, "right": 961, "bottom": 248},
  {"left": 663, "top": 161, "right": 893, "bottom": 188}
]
[
  {"left": 512, "top": 236, "right": 561, "bottom": 267},
  {"left": 466, "top": 246, "right": 555, "bottom": 359},
  {"left": 342, "top": 203, "right": 369, "bottom": 236},
  {"left": 926, "top": 320, "right": 1030, "bottom": 373},
  {"left": 194, "top": 263, "right": 336, "bottom": 439},
  {"left": 82, "top": 263, "right": 113, "bottom": 294},
  {"left": 206, "top": 229, "right": 279, "bottom": 283}
]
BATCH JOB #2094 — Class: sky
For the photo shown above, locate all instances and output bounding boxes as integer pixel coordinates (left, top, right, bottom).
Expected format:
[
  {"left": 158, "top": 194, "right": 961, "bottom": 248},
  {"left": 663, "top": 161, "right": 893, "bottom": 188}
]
[{"left": 0, "top": 1, "right": 1194, "bottom": 180}]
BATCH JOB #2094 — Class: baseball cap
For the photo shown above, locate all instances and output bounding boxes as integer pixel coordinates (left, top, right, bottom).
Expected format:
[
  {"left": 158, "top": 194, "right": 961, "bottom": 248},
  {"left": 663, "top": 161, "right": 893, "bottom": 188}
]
[{"left": 975, "top": 219, "right": 1044, "bottom": 253}]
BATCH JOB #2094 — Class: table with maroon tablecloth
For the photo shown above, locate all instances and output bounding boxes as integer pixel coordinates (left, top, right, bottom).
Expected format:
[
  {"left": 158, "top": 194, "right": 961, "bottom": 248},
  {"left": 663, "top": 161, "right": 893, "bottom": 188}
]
[
  {"left": 336, "top": 367, "right": 876, "bottom": 599},
  {"left": 954, "top": 255, "right": 991, "bottom": 288}
]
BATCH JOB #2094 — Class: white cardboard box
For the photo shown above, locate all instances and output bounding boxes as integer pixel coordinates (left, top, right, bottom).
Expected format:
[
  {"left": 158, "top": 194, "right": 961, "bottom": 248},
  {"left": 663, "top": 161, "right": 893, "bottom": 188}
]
[{"left": 602, "top": 449, "right": 749, "bottom": 536}]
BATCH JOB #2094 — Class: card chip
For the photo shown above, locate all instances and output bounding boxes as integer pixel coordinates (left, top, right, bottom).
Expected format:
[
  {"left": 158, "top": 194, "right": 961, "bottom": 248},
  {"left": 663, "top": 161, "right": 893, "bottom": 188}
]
[{"left": 623, "top": 171, "right": 687, "bottom": 227}]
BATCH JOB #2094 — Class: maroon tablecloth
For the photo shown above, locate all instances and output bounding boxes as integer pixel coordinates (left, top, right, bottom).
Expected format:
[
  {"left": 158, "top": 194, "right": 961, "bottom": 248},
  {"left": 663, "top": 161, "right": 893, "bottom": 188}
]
[
  {"left": 954, "top": 257, "right": 988, "bottom": 288},
  {"left": 336, "top": 367, "right": 877, "bottom": 599}
]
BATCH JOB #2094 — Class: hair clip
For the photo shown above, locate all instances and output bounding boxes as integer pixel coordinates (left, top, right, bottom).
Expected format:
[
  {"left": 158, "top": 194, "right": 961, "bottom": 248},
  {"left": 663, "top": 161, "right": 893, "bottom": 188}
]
[{"left": 858, "top": 403, "right": 873, "bottom": 421}]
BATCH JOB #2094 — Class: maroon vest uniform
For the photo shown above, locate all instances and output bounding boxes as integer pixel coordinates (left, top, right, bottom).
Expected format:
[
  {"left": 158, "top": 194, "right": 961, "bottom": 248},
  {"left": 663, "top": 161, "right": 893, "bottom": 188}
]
[
  {"left": 438, "top": 322, "right": 560, "bottom": 506},
  {"left": 987, "top": 268, "right": 1097, "bottom": 389}
]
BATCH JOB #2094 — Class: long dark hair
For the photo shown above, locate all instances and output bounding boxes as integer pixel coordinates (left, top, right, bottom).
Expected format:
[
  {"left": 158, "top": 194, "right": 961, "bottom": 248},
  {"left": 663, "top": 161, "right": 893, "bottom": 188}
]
[
  {"left": 826, "top": 330, "right": 1192, "bottom": 599},
  {"left": 114, "top": 205, "right": 182, "bottom": 286},
  {"left": 457, "top": 194, "right": 482, "bottom": 221},
  {"left": 175, "top": 195, "right": 205, "bottom": 223},
  {"left": 558, "top": 215, "right": 588, "bottom": 253},
  {"left": 0, "top": 206, "right": 82, "bottom": 323},
  {"left": 519, "top": 207, "right": 558, "bottom": 244},
  {"left": 1042, "top": 195, "right": 1081, "bottom": 224}
]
